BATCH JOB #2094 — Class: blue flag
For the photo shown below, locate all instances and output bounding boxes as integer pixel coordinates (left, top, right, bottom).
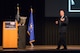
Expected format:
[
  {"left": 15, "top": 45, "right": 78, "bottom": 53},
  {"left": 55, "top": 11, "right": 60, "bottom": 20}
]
[{"left": 28, "top": 8, "right": 35, "bottom": 42}]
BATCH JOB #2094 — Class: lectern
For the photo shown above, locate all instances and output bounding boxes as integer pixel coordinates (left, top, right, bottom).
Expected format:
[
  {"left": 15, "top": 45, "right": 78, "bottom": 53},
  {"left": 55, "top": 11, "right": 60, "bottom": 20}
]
[{"left": 3, "top": 21, "right": 18, "bottom": 48}]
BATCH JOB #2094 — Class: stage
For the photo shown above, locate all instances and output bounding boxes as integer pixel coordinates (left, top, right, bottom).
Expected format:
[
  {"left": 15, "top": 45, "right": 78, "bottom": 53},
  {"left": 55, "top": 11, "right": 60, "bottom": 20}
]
[{"left": 0, "top": 45, "right": 80, "bottom": 53}]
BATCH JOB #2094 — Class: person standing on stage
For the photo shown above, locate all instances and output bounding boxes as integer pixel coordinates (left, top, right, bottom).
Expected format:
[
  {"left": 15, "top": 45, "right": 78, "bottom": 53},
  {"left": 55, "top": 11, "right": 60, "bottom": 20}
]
[{"left": 55, "top": 10, "right": 68, "bottom": 50}]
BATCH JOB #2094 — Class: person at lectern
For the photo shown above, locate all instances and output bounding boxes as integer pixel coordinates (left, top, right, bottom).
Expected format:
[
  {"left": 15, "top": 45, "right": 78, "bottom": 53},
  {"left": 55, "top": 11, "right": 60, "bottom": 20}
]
[{"left": 55, "top": 10, "right": 68, "bottom": 50}]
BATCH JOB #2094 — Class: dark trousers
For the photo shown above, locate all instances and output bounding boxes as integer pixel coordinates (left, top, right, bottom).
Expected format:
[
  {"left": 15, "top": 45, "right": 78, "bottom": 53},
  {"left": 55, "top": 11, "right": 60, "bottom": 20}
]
[{"left": 57, "top": 32, "right": 67, "bottom": 49}]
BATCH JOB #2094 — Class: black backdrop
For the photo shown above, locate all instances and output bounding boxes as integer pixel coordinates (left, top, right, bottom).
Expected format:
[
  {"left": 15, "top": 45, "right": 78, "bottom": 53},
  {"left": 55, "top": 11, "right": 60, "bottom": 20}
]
[
  {"left": 0, "top": 0, "right": 80, "bottom": 46},
  {"left": 45, "top": 0, "right": 80, "bottom": 17}
]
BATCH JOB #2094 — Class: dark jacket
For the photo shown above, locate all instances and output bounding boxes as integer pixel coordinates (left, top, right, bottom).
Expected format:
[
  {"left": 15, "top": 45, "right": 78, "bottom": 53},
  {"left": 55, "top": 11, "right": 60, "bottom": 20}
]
[{"left": 58, "top": 16, "right": 68, "bottom": 32}]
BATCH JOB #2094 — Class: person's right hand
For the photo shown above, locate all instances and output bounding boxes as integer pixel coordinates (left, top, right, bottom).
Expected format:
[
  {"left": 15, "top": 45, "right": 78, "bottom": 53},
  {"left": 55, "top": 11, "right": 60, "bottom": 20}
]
[
  {"left": 60, "top": 18, "right": 65, "bottom": 22},
  {"left": 55, "top": 21, "right": 58, "bottom": 24}
]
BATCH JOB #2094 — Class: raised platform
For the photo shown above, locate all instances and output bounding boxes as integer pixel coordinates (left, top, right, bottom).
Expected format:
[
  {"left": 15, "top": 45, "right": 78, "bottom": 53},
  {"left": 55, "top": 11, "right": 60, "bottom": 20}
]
[{"left": 0, "top": 45, "right": 80, "bottom": 53}]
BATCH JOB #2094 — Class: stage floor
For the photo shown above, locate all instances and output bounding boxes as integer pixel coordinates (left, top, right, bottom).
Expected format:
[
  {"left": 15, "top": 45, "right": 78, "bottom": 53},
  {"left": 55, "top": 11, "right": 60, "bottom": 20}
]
[{"left": 0, "top": 45, "right": 80, "bottom": 51}]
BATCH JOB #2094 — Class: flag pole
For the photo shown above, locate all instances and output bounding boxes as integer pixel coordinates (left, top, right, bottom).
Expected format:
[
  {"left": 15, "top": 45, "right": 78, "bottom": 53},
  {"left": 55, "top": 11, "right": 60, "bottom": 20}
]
[{"left": 31, "top": 7, "right": 33, "bottom": 13}]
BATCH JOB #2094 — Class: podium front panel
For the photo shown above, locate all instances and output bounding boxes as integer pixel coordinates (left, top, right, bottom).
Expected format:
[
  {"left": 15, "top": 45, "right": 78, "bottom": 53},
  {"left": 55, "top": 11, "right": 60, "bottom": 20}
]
[{"left": 3, "top": 21, "right": 18, "bottom": 48}]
